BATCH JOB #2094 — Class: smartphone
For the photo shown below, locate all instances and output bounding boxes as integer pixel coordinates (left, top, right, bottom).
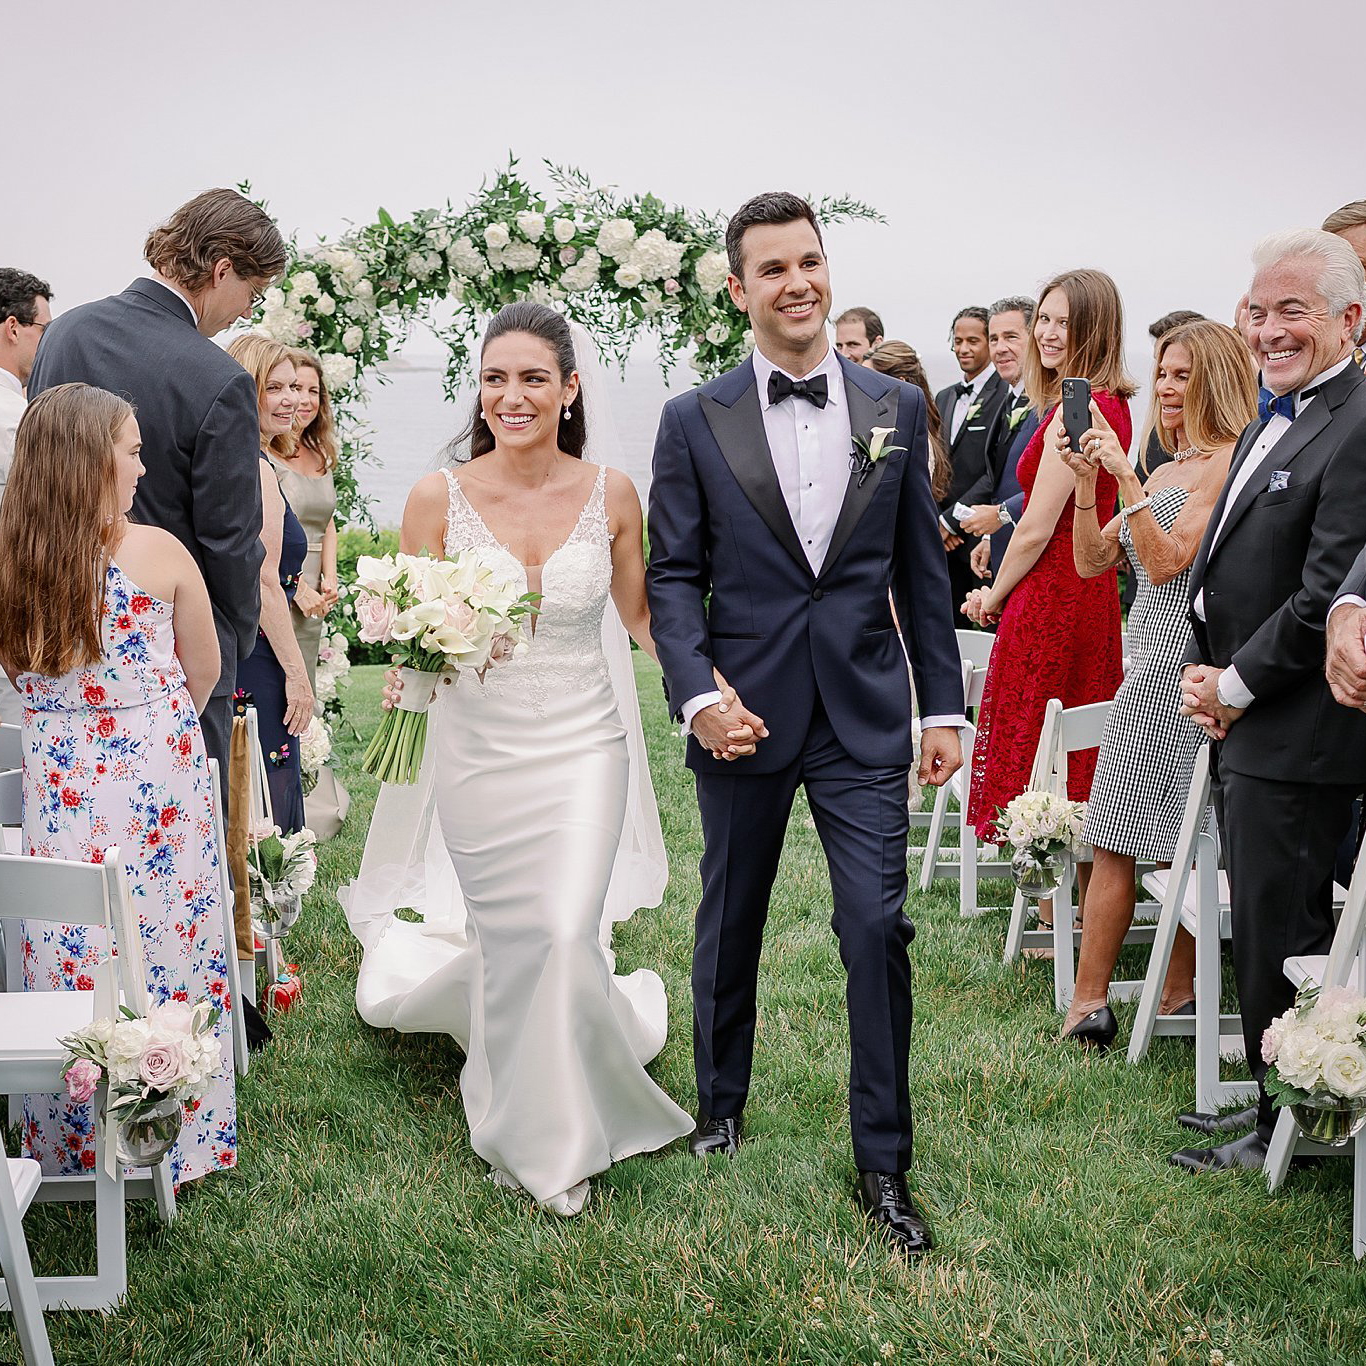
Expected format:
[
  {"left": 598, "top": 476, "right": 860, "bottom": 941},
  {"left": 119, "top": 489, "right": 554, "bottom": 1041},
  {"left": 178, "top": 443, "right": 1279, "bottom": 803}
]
[{"left": 1061, "top": 377, "right": 1092, "bottom": 458}]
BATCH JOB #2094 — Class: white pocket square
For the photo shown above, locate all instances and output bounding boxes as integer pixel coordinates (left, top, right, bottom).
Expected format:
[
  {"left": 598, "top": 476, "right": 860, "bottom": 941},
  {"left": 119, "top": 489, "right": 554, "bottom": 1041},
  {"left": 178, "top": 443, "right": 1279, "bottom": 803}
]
[{"left": 1267, "top": 470, "right": 1290, "bottom": 492}]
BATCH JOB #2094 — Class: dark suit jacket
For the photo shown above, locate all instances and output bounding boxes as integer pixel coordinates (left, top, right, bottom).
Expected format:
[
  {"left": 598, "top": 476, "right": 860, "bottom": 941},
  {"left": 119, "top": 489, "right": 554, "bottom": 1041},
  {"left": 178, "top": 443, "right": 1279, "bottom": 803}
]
[
  {"left": 987, "top": 407, "right": 1039, "bottom": 575},
  {"left": 934, "top": 369, "right": 1008, "bottom": 531},
  {"left": 647, "top": 354, "right": 963, "bottom": 775},
  {"left": 1183, "top": 360, "right": 1366, "bottom": 784},
  {"left": 28, "top": 280, "right": 264, "bottom": 698}
]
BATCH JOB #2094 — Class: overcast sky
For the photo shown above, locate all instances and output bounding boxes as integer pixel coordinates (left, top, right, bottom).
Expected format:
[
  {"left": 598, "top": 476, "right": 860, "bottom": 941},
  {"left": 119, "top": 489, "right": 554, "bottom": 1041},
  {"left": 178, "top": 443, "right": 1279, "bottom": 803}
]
[{"left": 8, "top": 0, "right": 1364, "bottom": 369}]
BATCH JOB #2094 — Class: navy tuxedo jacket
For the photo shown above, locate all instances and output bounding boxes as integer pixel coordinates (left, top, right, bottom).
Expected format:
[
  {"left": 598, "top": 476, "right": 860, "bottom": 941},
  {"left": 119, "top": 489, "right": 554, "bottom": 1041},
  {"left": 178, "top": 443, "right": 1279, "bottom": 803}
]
[
  {"left": 29, "top": 280, "right": 264, "bottom": 698},
  {"left": 1182, "top": 361, "right": 1366, "bottom": 784},
  {"left": 989, "top": 408, "right": 1039, "bottom": 574},
  {"left": 647, "top": 353, "right": 963, "bottom": 774}
]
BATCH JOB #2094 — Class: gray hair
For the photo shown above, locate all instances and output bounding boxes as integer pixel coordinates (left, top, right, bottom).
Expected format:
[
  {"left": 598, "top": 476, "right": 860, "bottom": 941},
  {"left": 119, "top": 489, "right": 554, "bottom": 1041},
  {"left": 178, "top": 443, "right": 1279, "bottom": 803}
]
[
  {"left": 1251, "top": 228, "right": 1366, "bottom": 340},
  {"left": 989, "top": 295, "right": 1036, "bottom": 326}
]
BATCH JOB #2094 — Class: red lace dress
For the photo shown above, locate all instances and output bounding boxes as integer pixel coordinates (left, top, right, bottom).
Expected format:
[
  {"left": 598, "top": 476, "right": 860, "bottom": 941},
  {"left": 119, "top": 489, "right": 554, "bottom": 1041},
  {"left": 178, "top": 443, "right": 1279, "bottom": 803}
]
[{"left": 967, "top": 392, "right": 1128, "bottom": 841}]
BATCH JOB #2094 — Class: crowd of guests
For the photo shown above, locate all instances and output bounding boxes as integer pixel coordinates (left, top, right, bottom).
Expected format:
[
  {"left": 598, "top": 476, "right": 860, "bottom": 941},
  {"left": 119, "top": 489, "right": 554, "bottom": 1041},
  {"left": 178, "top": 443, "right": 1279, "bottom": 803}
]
[
  {"left": 3, "top": 187, "right": 1366, "bottom": 1191},
  {"left": 836, "top": 200, "right": 1366, "bottom": 1171},
  {"left": 0, "top": 191, "right": 346, "bottom": 1186}
]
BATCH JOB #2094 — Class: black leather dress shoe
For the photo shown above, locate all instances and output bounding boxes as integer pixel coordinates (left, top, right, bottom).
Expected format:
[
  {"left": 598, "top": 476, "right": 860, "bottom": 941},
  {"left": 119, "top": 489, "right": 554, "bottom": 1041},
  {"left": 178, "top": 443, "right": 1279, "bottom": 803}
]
[
  {"left": 1169, "top": 1129, "right": 1268, "bottom": 1173},
  {"left": 856, "top": 1172, "right": 934, "bottom": 1255},
  {"left": 1064, "top": 1005, "right": 1117, "bottom": 1051},
  {"left": 688, "top": 1115, "right": 741, "bottom": 1158},
  {"left": 1176, "top": 1104, "right": 1258, "bottom": 1136}
]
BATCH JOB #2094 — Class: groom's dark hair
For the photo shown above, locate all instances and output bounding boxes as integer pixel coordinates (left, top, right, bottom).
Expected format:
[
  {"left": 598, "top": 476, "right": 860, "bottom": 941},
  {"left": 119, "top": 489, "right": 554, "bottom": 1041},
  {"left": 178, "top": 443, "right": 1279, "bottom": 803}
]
[{"left": 725, "top": 192, "right": 823, "bottom": 279}]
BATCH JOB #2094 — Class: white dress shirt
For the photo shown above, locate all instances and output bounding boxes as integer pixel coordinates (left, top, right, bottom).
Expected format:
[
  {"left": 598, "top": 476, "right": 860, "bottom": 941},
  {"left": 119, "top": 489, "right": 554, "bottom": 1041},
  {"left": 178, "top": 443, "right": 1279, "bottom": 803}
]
[
  {"left": 948, "top": 363, "right": 996, "bottom": 444},
  {"left": 1195, "top": 354, "right": 1356, "bottom": 708},
  {"left": 681, "top": 345, "right": 964, "bottom": 736},
  {"left": 0, "top": 367, "right": 26, "bottom": 498}
]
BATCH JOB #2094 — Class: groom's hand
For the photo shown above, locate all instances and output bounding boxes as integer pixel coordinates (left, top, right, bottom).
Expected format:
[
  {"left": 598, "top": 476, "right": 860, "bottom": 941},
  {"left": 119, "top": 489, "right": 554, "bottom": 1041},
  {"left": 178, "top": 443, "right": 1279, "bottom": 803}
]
[
  {"left": 695, "top": 669, "right": 768, "bottom": 760},
  {"left": 918, "top": 726, "right": 962, "bottom": 788}
]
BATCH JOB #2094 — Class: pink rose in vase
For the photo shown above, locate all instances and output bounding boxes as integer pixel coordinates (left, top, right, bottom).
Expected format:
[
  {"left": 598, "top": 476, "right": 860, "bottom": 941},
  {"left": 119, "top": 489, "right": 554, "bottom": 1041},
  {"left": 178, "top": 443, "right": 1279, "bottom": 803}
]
[
  {"left": 65, "top": 1058, "right": 103, "bottom": 1104},
  {"left": 139, "top": 1041, "right": 186, "bottom": 1093}
]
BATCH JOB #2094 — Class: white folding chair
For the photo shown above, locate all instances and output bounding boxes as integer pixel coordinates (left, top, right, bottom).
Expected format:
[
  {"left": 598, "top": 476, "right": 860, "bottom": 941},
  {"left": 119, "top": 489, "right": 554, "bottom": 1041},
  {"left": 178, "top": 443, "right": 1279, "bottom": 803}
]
[
  {"left": 1264, "top": 840, "right": 1366, "bottom": 1259},
  {"left": 0, "top": 1127, "right": 54, "bottom": 1366},
  {"left": 0, "top": 747, "right": 21, "bottom": 992},
  {"left": 0, "top": 850, "right": 136, "bottom": 1309},
  {"left": 208, "top": 759, "right": 248, "bottom": 1077},
  {"left": 1003, "top": 697, "right": 1145, "bottom": 1012}
]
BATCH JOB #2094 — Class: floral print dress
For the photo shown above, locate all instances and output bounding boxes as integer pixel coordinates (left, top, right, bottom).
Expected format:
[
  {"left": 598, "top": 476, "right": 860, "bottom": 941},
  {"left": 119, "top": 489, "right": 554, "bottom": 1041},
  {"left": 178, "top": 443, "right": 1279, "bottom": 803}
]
[{"left": 20, "top": 561, "right": 236, "bottom": 1184}]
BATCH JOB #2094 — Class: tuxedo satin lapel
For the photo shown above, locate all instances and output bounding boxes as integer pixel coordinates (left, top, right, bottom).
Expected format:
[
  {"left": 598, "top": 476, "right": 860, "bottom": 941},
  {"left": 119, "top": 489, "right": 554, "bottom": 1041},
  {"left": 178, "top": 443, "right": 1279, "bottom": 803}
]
[
  {"left": 820, "top": 373, "right": 899, "bottom": 576},
  {"left": 1207, "top": 404, "right": 1330, "bottom": 564},
  {"left": 699, "top": 380, "right": 811, "bottom": 575}
]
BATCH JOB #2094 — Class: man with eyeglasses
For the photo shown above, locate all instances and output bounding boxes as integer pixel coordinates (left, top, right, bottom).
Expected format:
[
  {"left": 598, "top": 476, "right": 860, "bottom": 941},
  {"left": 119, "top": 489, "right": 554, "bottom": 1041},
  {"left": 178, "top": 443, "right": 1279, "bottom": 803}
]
[
  {"left": 28, "top": 189, "right": 286, "bottom": 788},
  {"left": 0, "top": 268, "right": 52, "bottom": 498}
]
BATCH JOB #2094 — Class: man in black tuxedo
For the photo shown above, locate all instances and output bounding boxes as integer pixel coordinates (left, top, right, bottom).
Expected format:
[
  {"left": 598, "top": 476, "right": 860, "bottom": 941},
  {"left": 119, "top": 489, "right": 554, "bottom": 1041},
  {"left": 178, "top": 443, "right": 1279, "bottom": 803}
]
[
  {"left": 29, "top": 189, "right": 285, "bottom": 782},
  {"left": 647, "top": 192, "right": 965, "bottom": 1253},
  {"left": 934, "top": 306, "right": 1007, "bottom": 616},
  {"left": 1171, "top": 229, "right": 1366, "bottom": 1172},
  {"left": 955, "top": 297, "right": 1038, "bottom": 585}
]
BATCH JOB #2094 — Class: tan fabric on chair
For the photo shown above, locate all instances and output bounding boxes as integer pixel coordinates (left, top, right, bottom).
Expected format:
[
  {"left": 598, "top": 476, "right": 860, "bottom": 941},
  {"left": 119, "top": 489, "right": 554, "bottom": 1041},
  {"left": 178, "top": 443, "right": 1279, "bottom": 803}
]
[
  {"left": 228, "top": 717, "right": 254, "bottom": 961},
  {"left": 304, "top": 765, "right": 351, "bottom": 841}
]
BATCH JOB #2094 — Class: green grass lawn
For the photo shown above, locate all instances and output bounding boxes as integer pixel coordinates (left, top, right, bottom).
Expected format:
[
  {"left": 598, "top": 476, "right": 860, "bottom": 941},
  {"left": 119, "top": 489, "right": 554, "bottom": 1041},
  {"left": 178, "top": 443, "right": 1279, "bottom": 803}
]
[{"left": 7, "top": 660, "right": 1363, "bottom": 1365}]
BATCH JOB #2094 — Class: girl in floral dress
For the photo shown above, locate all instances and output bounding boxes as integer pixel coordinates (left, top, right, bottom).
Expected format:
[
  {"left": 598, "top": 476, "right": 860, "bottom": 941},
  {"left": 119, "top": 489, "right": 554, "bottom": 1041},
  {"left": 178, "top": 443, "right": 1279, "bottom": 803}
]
[{"left": 0, "top": 383, "right": 236, "bottom": 1184}]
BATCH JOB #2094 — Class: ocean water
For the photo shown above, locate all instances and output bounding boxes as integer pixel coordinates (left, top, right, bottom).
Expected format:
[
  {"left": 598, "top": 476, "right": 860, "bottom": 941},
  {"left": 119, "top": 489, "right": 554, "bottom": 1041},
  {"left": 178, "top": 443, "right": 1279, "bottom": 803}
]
[{"left": 354, "top": 348, "right": 1152, "bottom": 529}]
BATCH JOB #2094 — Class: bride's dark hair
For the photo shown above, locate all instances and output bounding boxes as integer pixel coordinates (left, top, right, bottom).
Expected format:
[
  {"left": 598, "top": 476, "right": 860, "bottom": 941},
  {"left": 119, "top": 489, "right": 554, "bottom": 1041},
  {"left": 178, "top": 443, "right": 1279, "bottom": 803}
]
[{"left": 452, "top": 302, "right": 586, "bottom": 462}]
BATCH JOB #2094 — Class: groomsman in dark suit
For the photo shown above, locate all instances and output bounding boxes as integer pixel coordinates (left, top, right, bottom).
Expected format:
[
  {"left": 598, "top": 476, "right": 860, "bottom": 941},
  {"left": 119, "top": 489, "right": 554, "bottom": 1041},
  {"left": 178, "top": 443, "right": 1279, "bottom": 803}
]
[
  {"left": 1172, "top": 229, "right": 1366, "bottom": 1173},
  {"left": 934, "top": 306, "right": 1007, "bottom": 614},
  {"left": 28, "top": 189, "right": 286, "bottom": 784},
  {"left": 955, "top": 297, "right": 1037, "bottom": 583}
]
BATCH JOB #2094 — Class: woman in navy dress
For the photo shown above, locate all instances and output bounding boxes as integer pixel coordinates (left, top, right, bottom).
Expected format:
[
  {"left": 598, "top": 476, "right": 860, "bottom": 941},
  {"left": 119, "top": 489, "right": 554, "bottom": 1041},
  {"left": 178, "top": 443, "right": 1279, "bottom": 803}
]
[{"left": 227, "top": 335, "right": 314, "bottom": 833}]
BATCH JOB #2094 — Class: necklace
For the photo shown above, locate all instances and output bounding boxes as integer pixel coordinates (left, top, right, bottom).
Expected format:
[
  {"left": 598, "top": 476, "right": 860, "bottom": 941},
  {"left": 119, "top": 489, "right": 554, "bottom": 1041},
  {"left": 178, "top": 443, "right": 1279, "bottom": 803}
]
[{"left": 1171, "top": 445, "right": 1202, "bottom": 463}]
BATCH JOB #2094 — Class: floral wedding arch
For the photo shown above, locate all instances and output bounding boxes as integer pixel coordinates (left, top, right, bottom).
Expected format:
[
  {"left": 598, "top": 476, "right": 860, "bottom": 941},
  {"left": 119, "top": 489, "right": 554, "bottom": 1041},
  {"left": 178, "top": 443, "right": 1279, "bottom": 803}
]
[{"left": 250, "top": 161, "right": 879, "bottom": 519}]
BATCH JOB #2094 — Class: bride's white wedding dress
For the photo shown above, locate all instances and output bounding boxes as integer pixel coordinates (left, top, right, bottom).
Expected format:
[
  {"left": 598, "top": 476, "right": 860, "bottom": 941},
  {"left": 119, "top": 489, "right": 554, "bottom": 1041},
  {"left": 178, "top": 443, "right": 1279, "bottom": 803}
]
[{"left": 341, "top": 464, "right": 692, "bottom": 1214}]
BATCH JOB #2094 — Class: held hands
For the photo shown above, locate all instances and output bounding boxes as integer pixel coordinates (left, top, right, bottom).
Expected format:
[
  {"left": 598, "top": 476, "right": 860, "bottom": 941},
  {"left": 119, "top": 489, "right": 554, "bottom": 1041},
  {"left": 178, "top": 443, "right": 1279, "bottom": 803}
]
[
  {"left": 961, "top": 587, "right": 1001, "bottom": 627},
  {"left": 319, "top": 576, "right": 341, "bottom": 614},
  {"left": 1056, "top": 401, "right": 1128, "bottom": 480},
  {"left": 293, "top": 580, "right": 327, "bottom": 620},
  {"left": 692, "top": 668, "right": 768, "bottom": 761},
  {"left": 918, "top": 726, "right": 963, "bottom": 789},
  {"left": 1326, "top": 604, "right": 1366, "bottom": 710},
  {"left": 970, "top": 538, "right": 993, "bottom": 581},
  {"left": 1179, "top": 664, "right": 1243, "bottom": 741}
]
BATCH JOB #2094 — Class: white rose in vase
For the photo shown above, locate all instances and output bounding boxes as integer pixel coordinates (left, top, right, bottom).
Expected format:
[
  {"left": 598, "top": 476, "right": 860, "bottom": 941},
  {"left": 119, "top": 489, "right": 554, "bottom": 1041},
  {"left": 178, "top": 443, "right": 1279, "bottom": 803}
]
[{"left": 1321, "top": 1042, "right": 1366, "bottom": 1099}]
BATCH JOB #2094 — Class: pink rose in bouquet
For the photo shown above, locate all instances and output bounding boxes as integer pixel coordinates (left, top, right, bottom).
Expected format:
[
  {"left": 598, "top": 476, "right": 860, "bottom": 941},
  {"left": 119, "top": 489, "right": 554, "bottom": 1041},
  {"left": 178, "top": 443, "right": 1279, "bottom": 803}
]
[{"left": 356, "top": 593, "right": 398, "bottom": 644}]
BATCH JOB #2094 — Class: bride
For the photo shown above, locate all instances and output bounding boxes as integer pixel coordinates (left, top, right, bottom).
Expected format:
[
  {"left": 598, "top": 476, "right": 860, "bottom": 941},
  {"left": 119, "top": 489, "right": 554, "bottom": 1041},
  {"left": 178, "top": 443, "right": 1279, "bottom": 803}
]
[{"left": 342, "top": 303, "right": 756, "bottom": 1214}]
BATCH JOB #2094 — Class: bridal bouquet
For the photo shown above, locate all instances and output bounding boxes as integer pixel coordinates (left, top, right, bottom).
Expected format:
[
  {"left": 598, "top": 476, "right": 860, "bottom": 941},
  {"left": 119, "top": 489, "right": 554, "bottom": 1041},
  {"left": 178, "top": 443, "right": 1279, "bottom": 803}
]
[
  {"left": 994, "top": 790, "right": 1087, "bottom": 898},
  {"left": 1263, "top": 984, "right": 1366, "bottom": 1145},
  {"left": 353, "top": 551, "right": 536, "bottom": 785},
  {"left": 61, "top": 999, "right": 223, "bottom": 1165}
]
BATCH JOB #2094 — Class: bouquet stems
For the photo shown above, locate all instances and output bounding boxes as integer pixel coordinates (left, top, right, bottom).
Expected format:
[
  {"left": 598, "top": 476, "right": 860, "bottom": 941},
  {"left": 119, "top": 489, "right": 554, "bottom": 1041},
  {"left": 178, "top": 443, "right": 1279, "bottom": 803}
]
[{"left": 360, "top": 669, "right": 441, "bottom": 785}]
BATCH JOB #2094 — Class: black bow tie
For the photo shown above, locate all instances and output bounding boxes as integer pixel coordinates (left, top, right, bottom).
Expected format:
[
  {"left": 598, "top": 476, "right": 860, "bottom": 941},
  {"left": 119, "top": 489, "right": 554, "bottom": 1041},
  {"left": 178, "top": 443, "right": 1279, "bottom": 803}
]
[
  {"left": 1011, "top": 391, "right": 1028, "bottom": 408},
  {"left": 955, "top": 381, "right": 974, "bottom": 399},
  {"left": 768, "top": 370, "right": 829, "bottom": 408}
]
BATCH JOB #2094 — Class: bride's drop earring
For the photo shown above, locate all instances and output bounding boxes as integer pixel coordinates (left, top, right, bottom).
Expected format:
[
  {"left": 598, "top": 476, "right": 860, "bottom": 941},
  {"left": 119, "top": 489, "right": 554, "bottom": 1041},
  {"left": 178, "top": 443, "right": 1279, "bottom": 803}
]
[
  {"left": 480, "top": 410, "right": 488, "bottom": 421},
  {"left": 563, "top": 405, "right": 572, "bottom": 421}
]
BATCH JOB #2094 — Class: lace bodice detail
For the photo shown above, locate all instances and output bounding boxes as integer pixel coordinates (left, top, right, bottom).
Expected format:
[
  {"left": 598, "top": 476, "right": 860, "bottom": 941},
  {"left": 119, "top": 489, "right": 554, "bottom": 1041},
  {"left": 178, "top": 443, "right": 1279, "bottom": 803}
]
[{"left": 441, "top": 465, "right": 614, "bottom": 716}]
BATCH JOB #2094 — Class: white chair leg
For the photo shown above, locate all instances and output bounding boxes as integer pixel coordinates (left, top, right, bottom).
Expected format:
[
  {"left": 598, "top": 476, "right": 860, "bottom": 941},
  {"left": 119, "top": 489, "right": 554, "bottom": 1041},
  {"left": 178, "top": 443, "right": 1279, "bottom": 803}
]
[
  {"left": 0, "top": 1170, "right": 56, "bottom": 1366},
  {"left": 1354, "top": 1134, "right": 1364, "bottom": 1260},
  {"left": 1265, "top": 1108, "right": 1298, "bottom": 1192},
  {"left": 1193, "top": 858, "right": 1222, "bottom": 1115},
  {"left": 151, "top": 1157, "right": 176, "bottom": 1226},
  {"left": 918, "top": 781, "right": 951, "bottom": 893},
  {"left": 1003, "top": 888, "right": 1029, "bottom": 964},
  {"left": 1127, "top": 865, "right": 1190, "bottom": 1064},
  {"left": 959, "top": 820, "right": 979, "bottom": 917},
  {"left": 1053, "top": 863, "right": 1075, "bottom": 1012}
]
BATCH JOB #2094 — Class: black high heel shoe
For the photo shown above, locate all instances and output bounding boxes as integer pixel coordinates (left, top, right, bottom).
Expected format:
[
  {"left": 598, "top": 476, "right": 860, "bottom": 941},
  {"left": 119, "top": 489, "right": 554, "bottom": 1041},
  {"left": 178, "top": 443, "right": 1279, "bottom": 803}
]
[{"left": 1064, "top": 1005, "right": 1117, "bottom": 1050}]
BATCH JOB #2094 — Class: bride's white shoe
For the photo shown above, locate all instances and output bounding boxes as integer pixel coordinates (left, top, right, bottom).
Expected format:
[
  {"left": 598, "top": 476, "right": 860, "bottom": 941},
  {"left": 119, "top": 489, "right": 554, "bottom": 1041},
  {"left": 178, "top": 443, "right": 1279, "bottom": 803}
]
[{"left": 488, "top": 1168, "right": 590, "bottom": 1217}]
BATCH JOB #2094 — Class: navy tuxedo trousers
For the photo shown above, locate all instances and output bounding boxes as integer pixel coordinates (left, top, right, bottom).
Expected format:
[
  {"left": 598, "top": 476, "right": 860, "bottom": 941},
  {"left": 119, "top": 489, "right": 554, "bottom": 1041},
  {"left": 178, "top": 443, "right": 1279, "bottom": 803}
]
[{"left": 691, "top": 695, "right": 915, "bottom": 1173}]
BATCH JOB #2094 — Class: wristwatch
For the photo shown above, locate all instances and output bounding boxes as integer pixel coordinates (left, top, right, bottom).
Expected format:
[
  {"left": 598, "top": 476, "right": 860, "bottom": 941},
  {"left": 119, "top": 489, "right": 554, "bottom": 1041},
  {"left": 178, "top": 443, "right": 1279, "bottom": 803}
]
[
  {"left": 1120, "top": 496, "right": 1152, "bottom": 521},
  {"left": 997, "top": 504, "right": 1014, "bottom": 526}
]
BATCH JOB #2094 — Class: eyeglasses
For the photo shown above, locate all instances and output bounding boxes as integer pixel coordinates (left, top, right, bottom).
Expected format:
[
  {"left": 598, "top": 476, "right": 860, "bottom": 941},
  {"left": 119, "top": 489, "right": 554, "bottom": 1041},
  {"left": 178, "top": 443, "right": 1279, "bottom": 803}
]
[{"left": 22, "top": 319, "right": 47, "bottom": 334}]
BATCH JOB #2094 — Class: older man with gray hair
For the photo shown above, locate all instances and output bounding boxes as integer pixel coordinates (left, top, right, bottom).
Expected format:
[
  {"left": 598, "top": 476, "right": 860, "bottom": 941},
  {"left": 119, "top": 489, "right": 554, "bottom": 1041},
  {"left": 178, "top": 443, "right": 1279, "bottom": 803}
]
[{"left": 1172, "top": 228, "right": 1366, "bottom": 1172}]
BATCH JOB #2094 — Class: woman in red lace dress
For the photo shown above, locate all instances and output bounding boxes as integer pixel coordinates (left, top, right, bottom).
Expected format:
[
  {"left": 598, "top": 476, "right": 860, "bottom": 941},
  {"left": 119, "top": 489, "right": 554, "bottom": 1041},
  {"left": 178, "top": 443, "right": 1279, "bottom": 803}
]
[{"left": 964, "top": 269, "right": 1136, "bottom": 843}]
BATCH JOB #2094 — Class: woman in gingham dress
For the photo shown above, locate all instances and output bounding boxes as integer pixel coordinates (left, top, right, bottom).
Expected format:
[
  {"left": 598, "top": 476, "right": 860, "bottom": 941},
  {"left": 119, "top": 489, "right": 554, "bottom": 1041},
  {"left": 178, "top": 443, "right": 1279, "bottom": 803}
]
[{"left": 1056, "top": 321, "right": 1257, "bottom": 1048}]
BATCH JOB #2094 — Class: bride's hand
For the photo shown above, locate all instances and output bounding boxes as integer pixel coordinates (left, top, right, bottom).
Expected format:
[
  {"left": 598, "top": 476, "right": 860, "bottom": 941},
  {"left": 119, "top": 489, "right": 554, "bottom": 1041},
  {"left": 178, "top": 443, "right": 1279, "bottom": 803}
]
[
  {"left": 710, "top": 666, "right": 767, "bottom": 758},
  {"left": 381, "top": 666, "right": 401, "bottom": 712}
]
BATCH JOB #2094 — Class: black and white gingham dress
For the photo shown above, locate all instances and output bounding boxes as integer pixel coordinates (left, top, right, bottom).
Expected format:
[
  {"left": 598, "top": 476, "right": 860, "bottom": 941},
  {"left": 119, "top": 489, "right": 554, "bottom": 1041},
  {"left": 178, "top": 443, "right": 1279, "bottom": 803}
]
[{"left": 1082, "top": 484, "right": 1207, "bottom": 861}]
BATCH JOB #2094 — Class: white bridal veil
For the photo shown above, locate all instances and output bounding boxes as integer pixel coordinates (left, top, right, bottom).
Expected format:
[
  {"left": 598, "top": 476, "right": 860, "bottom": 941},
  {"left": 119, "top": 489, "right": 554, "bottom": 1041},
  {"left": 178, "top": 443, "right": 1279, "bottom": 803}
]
[{"left": 340, "top": 319, "right": 668, "bottom": 957}]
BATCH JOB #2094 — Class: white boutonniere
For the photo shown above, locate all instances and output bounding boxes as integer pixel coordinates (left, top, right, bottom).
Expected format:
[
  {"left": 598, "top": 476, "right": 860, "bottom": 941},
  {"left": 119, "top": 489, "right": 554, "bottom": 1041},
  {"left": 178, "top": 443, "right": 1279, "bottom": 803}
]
[
  {"left": 965, "top": 400, "right": 983, "bottom": 423},
  {"left": 1007, "top": 403, "right": 1029, "bottom": 431},
  {"left": 850, "top": 426, "right": 905, "bottom": 487}
]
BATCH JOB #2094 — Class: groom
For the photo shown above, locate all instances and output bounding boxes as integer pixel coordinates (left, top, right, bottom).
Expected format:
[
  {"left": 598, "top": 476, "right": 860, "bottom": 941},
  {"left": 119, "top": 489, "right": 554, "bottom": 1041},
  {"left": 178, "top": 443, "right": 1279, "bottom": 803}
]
[{"left": 647, "top": 192, "right": 965, "bottom": 1254}]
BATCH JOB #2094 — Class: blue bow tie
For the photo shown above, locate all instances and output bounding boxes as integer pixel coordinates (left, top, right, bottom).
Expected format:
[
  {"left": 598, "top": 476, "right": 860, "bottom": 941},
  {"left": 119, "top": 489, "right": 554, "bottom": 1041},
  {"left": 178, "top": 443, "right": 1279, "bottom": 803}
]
[{"left": 1258, "top": 387, "right": 1296, "bottom": 423}]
